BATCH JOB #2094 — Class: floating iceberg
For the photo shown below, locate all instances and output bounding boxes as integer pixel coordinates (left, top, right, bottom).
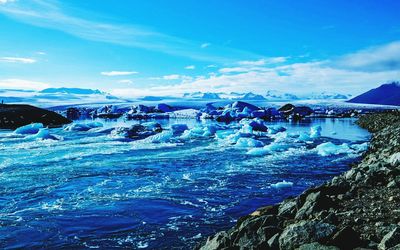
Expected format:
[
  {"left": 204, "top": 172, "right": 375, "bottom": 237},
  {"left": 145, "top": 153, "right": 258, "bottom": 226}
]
[
  {"left": 235, "top": 137, "right": 264, "bottom": 148},
  {"left": 316, "top": 142, "right": 350, "bottom": 156},
  {"left": 144, "top": 131, "right": 174, "bottom": 143},
  {"left": 310, "top": 125, "right": 322, "bottom": 138},
  {"left": 65, "top": 122, "right": 103, "bottom": 132},
  {"left": 350, "top": 142, "right": 368, "bottom": 152},
  {"left": 271, "top": 180, "right": 293, "bottom": 188},
  {"left": 298, "top": 132, "right": 312, "bottom": 141},
  {"left": 246, "top": 147, "right": 269, "bottom": 156},
  {"left": 268, "top": 125, "right": 286, "bottom": 135},
  {"left": 14, "top": 123, "right": 44, "bottom": 135},
  {"left": 25, "top": 129, "right": 58, "bottom": 140}
]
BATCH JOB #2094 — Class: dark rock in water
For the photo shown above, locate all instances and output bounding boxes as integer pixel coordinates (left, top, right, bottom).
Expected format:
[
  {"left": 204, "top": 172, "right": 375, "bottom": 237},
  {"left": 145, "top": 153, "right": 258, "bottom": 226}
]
[
  {"left": 293, "top": 106, "right": 313, "bottom": 116},
  {"left": 278, "top": 103, "right": 295, "bottom": 114},
  {"left": 231, "top": 101, "right": 259, "bottom": 112},
  {"left": 137, "top": 104, "right": 154, "bottom": 113},
  {"left": 112, "top": 123, "right": 163, "bottom": 140},
  {"left": 278, "top": 221, "right": 336, "bottom": 250},
  {"left": 248, "top": 120, "right": 268, "bottom": 132},
  {"left": 0, "top": 104, "right": 71, "bottom": 129},
  {"left": 66, "top": 107, "right": 81, "bottom": 120},
  {"left": 278, "top": 103, "right": 313, "bottom": 119},
  {"left": 155, "top": 103, "right": 173, "bottom": 113},
  {"left": 96, "top": 113, "right": 123, "bottom": 119},
  {"left": 251, "top": 110, "right": 267, "bottom": 118}
]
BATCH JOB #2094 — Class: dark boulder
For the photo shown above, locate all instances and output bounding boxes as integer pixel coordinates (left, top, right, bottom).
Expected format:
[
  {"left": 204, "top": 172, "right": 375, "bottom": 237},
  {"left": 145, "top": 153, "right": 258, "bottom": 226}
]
[
  {"left": 0, "top": 104, "right": 71, "bottom": 129},
  {"left": 231, "top": 101, "right": 259, "bottom": 112},
  {"left": 278, "top": 221, "right": 336, "bottom": 250},
  {"left": 155, "top": 103, "right": 173, "bottom": 113},
  {"left": 66, "top": 107, "right": 81, "bottom": 120}
]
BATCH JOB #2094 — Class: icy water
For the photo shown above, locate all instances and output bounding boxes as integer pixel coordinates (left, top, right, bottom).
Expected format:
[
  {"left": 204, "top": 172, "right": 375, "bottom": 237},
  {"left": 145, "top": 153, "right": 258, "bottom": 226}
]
[{"left": 0, "top": 118, "right": 369, "bottom": 249}]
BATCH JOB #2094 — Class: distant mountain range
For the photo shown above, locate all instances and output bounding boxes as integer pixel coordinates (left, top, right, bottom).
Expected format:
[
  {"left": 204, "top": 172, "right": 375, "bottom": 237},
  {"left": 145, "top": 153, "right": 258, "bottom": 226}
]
[
  {"left": 348, "top": 82, "right": 400, "bottom": 106},
  {"left": 40, "top": 88, "right": 104, "bottom": 95},
  {"left": 0, "top": 87, "right": 123, "bottom": 107},
  {"left": 182, "top": 91, "right": 351, "bottom": 101}
]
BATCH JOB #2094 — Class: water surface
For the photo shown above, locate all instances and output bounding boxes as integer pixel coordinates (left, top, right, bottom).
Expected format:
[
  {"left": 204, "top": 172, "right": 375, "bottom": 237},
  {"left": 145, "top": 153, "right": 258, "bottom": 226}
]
[{"left": 0, "top": 118, "right": 369, "bottom": 249}]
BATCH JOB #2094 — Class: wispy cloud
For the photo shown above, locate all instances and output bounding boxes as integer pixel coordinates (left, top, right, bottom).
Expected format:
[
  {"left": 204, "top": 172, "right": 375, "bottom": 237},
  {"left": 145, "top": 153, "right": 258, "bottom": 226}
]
[
  {"left": 0, "top": 0, "right": 15, "bottom": 4},
  {"left": 163, "top": 74, "right": 181, "bottom": 80},
  {"left": 0, "top": 56, "right": 36, "bottom": 63},
  {"left": 0, "top": 0, "right": 260, "bottom": 63},
  {"left": 101, "top": 71, "right": 138, "bottom": 76},
  {"left": 184, "top": 65, "right": 195, "bottom": 70},
  {"left": 0, "top": 78, "right": 50, "bottom": 90},
  {"left": 118, "top": 79, "right": 133, "bottom": 84},
  {"left": 337, "top": 41, "right": 400, "bottom": 72},
  {"left": 201, "top": 43, "right": 210, "bottom": 48},
  {"left": 111, "top": 41, "right": 400, "bottom": 97}
]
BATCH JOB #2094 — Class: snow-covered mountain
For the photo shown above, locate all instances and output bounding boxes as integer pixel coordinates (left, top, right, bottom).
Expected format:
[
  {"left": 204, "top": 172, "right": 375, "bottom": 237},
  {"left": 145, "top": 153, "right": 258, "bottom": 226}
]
[
  {"left": 0, "top": 88, "right": 124, "bottom": 107},
  {"left": 183, "top": 92, "right": 221, "bottom": 99},
  {"left": 181, "top": 91, "right": 351, "bottom": 101},
  {"left": 348, "top": 82, "right": 400, "bottom": 106},
  {"left": 39, "top": 88, "right": 104, "bottom": 95}
]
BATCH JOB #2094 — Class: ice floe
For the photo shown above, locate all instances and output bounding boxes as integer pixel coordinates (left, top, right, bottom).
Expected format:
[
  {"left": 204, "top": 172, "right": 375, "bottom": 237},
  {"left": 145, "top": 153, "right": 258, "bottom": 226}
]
[
  {"left": 14, "top": 123, "right": 44, "bottom": 135},
  {"left": 271, "top": 180, "right": 293, "bottom": 188},
  {"left": 316, "top": 142, "right": 350, "bottom": 156}
]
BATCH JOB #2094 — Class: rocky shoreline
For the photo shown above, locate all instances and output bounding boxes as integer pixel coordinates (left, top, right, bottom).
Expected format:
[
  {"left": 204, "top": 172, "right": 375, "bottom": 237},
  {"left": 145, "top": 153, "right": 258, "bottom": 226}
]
[{"left": 196, "top": 111, "right": 400, "bottom": 250}]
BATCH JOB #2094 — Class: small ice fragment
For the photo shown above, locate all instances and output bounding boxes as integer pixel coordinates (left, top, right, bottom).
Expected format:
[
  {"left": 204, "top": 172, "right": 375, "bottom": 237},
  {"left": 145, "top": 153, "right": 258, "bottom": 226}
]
[
  {"left": 271, "top": 180, "right": 293, "bottom": 188},
  {"left": 235, "top": 137, "right": 264, "bottom": 148}
]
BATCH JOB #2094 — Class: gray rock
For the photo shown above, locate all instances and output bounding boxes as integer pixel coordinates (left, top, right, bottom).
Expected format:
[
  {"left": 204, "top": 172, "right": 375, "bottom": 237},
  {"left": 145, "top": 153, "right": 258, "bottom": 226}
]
[
  {"left": 379, "top": 227, "right": 400, "bottom": 250},
  {"left": 200, "top": 231, "right": 231, "bottom": 250},
  {"left": 267, "top": 233, "right": 280, "bottom": 249},
  {"left": 279, "top": 221, "right": 336, "bottom": 250},
  {"left": 278, "top": 199, "right": 297, "bottom": 218},
  {"left": 295, "top": 192, "right": 335, "bottom": 220},
  {"left": 298, "top": 242, "right": 339, "bottom": 250}
]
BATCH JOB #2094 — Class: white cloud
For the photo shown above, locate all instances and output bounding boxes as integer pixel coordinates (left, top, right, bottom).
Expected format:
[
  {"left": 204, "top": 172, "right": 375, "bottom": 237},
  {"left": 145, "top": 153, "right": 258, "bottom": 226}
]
[
  {"left": 201, "top": 43, "right": 210, "bottom": 48},
  {"left": 0, "top": 56, "right": 36, "bottom": 63},
  {"left": 0, "top": 0, "right": 15, "bottom": 4},
  {"left": 0, "top": 79, "right": 50, "bottom": 90},
  {"left": 36, "top": 51, "right": 46, "bottom": 55},
  {"left": 118, "top": 79, "right": 133, "bottom": 84},
  {"left": 163, "top": 74, "right": 181, "bottom": 80},
  {"left": 337, "top": 41, "right": 400, "bottom": 72},
  {"left": 110, "top": 42, "right": 400, "bottom": 98},
  {"left": 185, "top": 65, "right": 195, "bottom": 70},
  {"left": 238, "top": 57, "right": 287, "bottom": 66},
  {"left": 101, "top": 71, "right": 138, "bottom": 76}
]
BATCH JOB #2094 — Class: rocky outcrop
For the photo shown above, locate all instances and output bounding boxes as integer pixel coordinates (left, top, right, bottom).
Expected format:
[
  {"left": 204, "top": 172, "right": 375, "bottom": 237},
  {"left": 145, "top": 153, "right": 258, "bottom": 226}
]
[
  {"left": 196, "top": 111, "right": 400, "bottom": 250},
  {"left": 0, "top": 104, "right": 71, "bottom": 129}
]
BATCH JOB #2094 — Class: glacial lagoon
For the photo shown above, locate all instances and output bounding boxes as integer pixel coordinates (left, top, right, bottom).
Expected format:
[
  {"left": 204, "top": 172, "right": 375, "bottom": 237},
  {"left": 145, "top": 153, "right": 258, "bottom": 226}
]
[{"left": 0, "top": 118, "right": 369, "bottom": 249}]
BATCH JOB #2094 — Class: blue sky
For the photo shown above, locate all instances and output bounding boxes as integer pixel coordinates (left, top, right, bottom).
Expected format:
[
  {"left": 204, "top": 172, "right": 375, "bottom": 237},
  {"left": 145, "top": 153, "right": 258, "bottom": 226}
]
[{"left": 0, "top": 0, "right": 399, "bottom": 96}]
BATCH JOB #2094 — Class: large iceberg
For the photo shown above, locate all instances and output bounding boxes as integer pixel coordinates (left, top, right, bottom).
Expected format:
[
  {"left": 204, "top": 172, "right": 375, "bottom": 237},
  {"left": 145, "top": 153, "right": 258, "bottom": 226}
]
[{"left": 14, "top": 123, "right": 44, "bottom": 135}]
